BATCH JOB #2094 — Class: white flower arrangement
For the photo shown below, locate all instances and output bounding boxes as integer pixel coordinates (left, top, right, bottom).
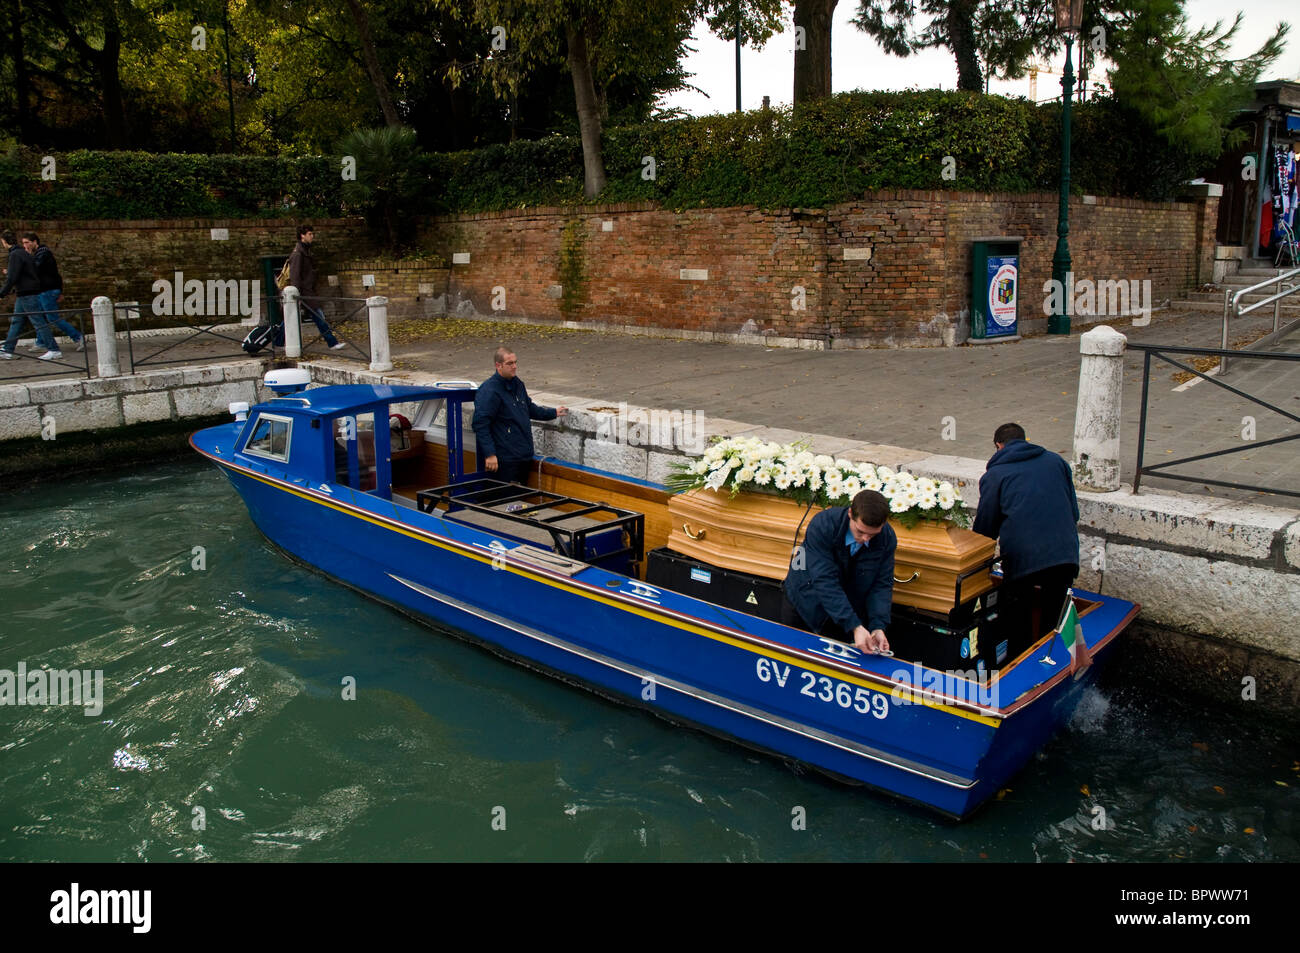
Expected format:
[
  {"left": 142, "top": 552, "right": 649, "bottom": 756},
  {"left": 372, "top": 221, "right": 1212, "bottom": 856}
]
[{"left": 666, "top": 436, "right": 972, "bottom": 529}]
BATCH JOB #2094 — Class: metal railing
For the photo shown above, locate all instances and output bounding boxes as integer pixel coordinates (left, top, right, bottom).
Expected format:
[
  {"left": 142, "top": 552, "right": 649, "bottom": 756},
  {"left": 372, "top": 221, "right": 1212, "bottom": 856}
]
[
  {"left": 0, "top": 305, "right": 93, "bottom": 380},
  {"left": 1221, "top": 266, "right": 1300, "bottom": 374},
  {"left": 118, "top": 298, "right": 264, "bottom": 373},
  {"left": 1132, "top": 342, "right": 1300, "bottom": 498},
  {"left": 297, "top": 297, "right": 370, "bottom": 361}
]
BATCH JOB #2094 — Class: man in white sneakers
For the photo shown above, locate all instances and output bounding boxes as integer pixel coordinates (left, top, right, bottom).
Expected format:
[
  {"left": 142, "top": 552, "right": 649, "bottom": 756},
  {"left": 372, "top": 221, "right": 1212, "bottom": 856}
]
[{"left": 0, "top": 229, "right": 61, "bottom": 361}]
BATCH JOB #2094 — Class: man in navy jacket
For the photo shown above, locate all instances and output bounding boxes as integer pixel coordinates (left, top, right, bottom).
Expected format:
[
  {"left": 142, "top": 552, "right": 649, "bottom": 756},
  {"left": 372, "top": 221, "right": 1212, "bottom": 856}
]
[
  {"left": 782, "top": 490, "right": 895, "bottom": 654},
  {"left": 973, "top": 423, "right": 1080, "bottom": 647},
  {"left": 471, "top": 346, "right": 567, "bottom": 485}
]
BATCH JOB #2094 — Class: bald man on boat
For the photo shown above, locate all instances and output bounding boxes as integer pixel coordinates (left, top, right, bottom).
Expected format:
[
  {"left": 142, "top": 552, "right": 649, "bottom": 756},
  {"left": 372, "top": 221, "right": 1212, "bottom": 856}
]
[{"left": 472, "top": 346, "right": 567, "bottom": 486}]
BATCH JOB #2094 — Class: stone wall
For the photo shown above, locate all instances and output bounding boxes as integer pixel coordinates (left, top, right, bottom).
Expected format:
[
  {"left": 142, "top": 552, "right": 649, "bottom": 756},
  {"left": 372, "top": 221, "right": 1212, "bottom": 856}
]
[{"left": 0, "top": 361, "right": 263, "bottom": 441}]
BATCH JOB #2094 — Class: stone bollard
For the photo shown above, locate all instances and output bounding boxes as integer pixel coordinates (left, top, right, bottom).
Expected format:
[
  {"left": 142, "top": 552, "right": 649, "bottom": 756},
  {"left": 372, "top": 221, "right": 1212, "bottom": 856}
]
[
  {"left": 368, "top": 295, "right": 392, "bottom": 372},
  {"left": 282, "top": 286, "right": 302, "bottom": 359},
  {"left": 1073, "top": 325, "right": 1126, "bottom": 492},
  {"left": 92, "top": 296, "right": 120, "bottom": 377}
]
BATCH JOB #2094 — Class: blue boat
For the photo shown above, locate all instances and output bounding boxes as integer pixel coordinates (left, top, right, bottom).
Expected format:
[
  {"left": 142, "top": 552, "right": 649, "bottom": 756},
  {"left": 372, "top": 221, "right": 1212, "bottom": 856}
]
[{"left": 192, "top": 372, "right": 1140, "bottom": 819}]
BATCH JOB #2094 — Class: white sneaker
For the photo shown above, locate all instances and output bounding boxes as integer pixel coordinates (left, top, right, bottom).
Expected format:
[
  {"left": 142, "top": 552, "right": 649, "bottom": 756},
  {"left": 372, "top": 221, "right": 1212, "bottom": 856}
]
[
  {"left": 38, "top": 350, "right": 63, "bottom": 361},
  {"left": 330, "top": 342, "right": 347, "bottom": 350},
  {"left": 0, "top": 350, "right": 14, "bottom": 359},
  {"left": 75, "top": 339, "right": 87, "bottom": 352}
]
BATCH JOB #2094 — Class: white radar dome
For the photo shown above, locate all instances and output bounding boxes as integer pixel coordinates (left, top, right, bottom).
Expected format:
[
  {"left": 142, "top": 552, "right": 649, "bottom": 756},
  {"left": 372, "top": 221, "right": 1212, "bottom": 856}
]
[{"left": 264, "top": 368, "right": 312, "bottom": 394}]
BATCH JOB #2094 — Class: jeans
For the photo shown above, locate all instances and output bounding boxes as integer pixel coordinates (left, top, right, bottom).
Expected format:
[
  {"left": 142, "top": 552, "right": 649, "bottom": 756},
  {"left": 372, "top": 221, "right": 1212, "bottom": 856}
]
[
  {"left": 39, "top": 289, "right": 82, "bottom": 342},
  {"left": 301, "top": 303, "right": 338, "bottom": 348},
  {"left": 3, "top": 294, "right": 54, "bottom": 353}
]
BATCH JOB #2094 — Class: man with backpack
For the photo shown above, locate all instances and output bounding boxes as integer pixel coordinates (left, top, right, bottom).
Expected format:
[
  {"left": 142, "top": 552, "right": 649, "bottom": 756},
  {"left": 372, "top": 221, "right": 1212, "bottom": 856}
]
[{"left": 286, "top": 225, "right": 346, "bottom": 351}]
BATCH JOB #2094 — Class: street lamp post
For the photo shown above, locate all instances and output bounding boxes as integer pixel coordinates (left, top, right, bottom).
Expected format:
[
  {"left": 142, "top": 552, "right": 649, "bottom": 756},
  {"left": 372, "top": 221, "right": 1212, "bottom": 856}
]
[{"left": 1049, "top": 0, "right": 1085, "bottom": 335}]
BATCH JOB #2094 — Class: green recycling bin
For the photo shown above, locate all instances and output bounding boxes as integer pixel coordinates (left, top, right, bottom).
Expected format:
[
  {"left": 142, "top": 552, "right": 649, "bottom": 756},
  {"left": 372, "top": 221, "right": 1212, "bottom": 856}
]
[
  {"left": 258, "top": 254, "right": 288, "bottom": 325},
  {"left": 970, "top": 237, "right": 1022, "bottom": 340}
]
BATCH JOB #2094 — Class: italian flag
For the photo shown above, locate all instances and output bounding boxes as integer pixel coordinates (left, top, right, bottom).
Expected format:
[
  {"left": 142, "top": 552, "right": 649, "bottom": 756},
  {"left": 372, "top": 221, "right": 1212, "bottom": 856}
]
[{"left": 1057, "top": 591, "right": 1093, "bottom": 678}]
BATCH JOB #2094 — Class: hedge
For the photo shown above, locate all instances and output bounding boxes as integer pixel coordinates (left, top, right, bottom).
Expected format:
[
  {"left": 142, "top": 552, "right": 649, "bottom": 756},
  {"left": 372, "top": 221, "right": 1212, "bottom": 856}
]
[{"left": 1, "top": 91, "right": 1204, "bottom": 221}]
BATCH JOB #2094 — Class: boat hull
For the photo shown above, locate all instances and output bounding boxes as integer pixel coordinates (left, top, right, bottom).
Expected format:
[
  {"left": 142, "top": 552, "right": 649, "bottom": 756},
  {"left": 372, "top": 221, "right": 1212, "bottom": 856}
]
[{"left": 203, "top": 444, "right": 1134, "bottom": 820}]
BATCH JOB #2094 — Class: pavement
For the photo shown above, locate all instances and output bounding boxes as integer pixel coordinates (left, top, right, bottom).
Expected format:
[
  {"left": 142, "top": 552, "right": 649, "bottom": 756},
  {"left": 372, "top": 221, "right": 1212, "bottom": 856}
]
[{"left": 4, "top": 303, "right": 1298, "bottom": 504}]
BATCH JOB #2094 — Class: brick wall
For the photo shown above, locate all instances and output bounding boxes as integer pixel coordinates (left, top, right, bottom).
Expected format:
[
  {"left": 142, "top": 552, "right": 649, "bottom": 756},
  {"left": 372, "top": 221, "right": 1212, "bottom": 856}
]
[
  {"left": 419, "top": 190, "right": 1216, "bottom": 346},
  {"left": 12, "top": 193, "right": 1215, "bottom": 347},
  {"left": 10, "top": 217, "right": 379, "bottom": 319}
]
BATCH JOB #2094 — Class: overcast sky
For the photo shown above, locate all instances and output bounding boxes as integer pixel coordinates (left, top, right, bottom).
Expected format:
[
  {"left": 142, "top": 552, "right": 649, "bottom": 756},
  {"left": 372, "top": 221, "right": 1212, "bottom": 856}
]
[{"left": 661, "top": 0, "right": 1299, "bottom": 116}]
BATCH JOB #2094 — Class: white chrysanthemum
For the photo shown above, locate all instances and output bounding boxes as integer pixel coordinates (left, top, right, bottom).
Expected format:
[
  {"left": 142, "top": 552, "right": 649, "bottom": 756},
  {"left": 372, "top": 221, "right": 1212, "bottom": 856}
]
[
  {"left": 788, "top": 469, "right": 807, "bottom": 488},
  {"left": 919, "top": 490, "right": 938, "bottom": 510},
  {"left": 842, "top": 477, "right": 862, "bottom": 498},
  {"left": 864, "top": 476, "right": 883, "bottom": 492},
  {"left": 824, "top": 474, "right": 845, "bottom": 500},
  {"left": 916, "top": 477, "right": 937, "bottom": 496},
  {"left": 754, "top": 468, "right": 772, "bottom": 485},
  {"left": 938, "top": 481, "right": 955, "bottom": 495},
  {"left": 877, "top": 466, "right": 895, "bottom": 481},
  {"left": 890, "top": 495, "right": 910, "bottom": 513},
  {"left": 856, "top": 463, "right": 877, "bottom": 483},
  {"left": 813, "top": 454, "right": 834, "bottom": 468},
  {"left": 937, "top": 492, "right": 955, "bottom": 510},
  {"left": 773, "top": 470, "right": 792, "bottom": 490}
]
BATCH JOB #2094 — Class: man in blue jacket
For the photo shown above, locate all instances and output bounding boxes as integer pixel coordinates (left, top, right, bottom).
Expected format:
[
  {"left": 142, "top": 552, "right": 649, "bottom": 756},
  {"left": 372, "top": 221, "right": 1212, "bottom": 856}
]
[
  {"left": 472, "top": 346, "right": 567, "bottom": 486},
  {"left": 782, "top": 489, "right": 895, "bottom": 654},
  {"left": 973, "top": 423, "right": 1080, "bottom": 648}
]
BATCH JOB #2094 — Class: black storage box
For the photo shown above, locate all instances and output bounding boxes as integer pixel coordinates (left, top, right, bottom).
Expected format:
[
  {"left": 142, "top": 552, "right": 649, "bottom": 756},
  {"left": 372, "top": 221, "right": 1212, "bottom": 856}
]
[
  {"left": 888, "top": 601, "right": 1008, "bottom": 671},
  {"left": 647, "top": 547, "right": 784, "bottom": 623}
]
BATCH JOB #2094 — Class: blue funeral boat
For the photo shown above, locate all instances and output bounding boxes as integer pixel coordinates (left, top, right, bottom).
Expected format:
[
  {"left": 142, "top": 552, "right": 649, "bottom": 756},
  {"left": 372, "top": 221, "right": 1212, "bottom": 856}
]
[{"left": 191, "top": 371, "right": 1140, "bottom": 819}]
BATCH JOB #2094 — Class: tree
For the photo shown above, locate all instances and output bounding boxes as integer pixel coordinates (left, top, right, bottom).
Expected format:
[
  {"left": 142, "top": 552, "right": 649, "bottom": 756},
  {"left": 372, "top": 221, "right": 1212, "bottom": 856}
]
[
  {"left": 471, "top": 0, "right": 700, "bottom": 198},
  {"left": 793, "top": 0, "right": 837, "bottom": 104},
  {"left": 1101, "top": 1, "right": 1289, "bottom": 156},
  {"left": 851, "top": 0, "right": 1056, "bottom": 92}
]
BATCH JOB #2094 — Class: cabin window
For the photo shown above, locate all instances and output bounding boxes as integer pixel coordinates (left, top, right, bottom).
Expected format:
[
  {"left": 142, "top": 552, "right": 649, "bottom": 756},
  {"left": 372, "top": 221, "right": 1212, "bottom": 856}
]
[{"left": 244, "top": 413, "right": 293, "bottom": 462}]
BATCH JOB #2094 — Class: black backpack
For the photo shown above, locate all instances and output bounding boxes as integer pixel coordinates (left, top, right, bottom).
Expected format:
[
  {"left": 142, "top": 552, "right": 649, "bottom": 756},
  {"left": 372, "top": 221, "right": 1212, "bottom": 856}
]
[{"left": 241, "top": 322, "right": 284, "bottom": 355}]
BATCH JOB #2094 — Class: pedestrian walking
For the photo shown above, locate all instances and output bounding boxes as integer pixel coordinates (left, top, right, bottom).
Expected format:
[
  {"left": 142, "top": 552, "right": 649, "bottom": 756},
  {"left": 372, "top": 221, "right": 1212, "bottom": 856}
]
[
  {"left": 0, "top": 229, "right": 60, "bottom": 360},
  {"left": 287, "top": 225, "right": 346, "bottom": 350},
  {"left": 22, "top": 232, "right": 84, "bottom": 352}
]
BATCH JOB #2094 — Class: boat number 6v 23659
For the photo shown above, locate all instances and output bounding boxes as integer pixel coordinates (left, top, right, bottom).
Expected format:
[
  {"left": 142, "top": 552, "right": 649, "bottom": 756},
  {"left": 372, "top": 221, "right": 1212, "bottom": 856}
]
[{"left": 755, "top": 658, "right": 888, "bottom": 719}]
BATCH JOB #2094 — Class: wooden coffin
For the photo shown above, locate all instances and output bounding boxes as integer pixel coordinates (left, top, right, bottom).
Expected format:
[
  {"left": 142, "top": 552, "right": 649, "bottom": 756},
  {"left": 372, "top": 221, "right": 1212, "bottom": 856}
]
[{"left": 666, "top": 488, "right": 996, "bottom": 614}]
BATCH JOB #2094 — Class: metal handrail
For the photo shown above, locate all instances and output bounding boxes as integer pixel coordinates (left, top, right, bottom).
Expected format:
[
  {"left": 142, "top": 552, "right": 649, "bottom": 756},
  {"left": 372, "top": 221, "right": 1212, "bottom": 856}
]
[{"left": 1221, "top": 265, "right": 1300, "bottom": 349}]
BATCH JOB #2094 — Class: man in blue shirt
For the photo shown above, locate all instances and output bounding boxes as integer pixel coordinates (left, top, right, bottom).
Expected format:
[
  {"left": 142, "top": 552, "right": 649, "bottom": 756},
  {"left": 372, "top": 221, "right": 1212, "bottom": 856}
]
[
  {"left": 781, "top": 489, "right": 895, "bottom": 654},
  {"left": 973, "top": 422, "right": 1080, "bottom": 648},
  {"left": 471, "top": 346, "right": 567, "bottom": 486}
]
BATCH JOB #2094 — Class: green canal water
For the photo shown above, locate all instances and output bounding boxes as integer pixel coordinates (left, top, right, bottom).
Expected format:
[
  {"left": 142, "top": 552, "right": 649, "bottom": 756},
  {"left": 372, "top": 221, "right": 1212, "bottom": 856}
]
[{"left": 2, "top": 460, "right": 1297, "bottom": 862}]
